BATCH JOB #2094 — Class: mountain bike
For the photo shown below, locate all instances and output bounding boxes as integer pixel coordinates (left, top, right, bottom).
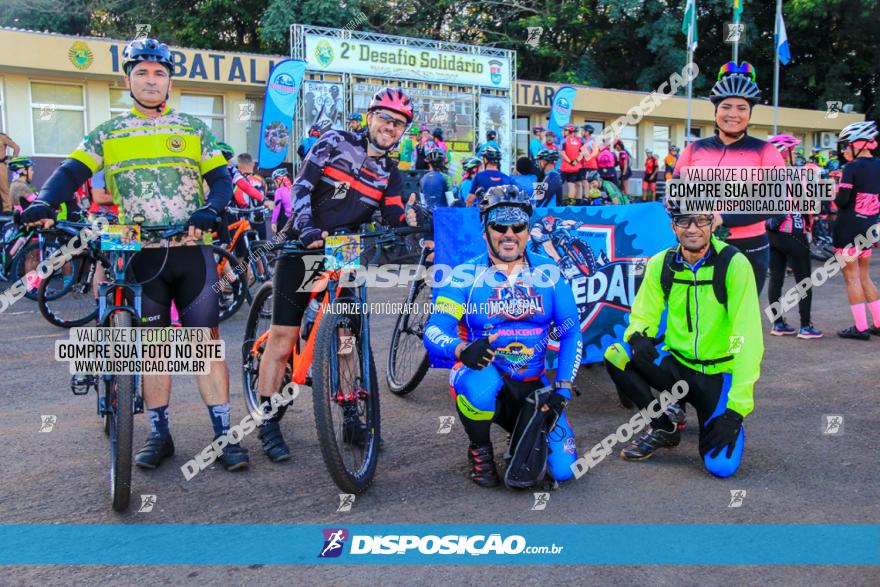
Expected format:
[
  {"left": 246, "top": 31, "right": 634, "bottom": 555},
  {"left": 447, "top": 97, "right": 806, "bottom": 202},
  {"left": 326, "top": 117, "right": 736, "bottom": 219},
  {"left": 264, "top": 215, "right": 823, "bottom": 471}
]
[
  {"left": 242, "top": 226, "right": 422, "bottom": 493},
  {"left": 69, "top": 221, "right": 187, "bottom": 512}
]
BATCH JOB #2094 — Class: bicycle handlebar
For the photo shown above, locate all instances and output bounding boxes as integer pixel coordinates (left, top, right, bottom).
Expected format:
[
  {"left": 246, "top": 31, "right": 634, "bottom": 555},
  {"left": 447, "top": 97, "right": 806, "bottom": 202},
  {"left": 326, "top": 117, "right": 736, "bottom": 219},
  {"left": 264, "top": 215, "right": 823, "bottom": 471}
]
[{"left": 278, "top": 225, "right": 428, "bottom": 255}]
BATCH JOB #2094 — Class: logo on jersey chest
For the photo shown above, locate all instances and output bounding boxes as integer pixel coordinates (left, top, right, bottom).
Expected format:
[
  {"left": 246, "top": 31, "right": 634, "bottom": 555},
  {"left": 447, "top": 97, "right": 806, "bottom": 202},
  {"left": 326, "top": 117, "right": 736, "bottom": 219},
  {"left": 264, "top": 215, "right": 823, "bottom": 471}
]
[
  {"left": 486, "top": 282, "right": 544, "bottom": 320},
  {"left": 166, "top": 135, "right": 186, "bottom": 152},
  {"left": 332, "top": 181, "right": 350, "bottom": 199}
]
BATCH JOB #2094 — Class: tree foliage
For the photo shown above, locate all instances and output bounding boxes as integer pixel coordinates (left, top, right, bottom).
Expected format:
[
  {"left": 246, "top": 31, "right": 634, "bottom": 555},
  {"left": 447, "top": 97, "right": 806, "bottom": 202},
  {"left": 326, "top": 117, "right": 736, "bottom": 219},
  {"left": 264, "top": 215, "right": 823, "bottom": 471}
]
[{"left": 2, "top": 0, "right": 877, "bottom": 116}]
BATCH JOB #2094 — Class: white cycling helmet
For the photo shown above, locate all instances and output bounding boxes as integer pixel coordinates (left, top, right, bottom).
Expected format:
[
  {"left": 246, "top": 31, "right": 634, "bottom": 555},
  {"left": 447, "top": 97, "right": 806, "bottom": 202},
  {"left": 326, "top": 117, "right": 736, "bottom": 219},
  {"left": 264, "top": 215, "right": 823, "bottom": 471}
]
[{"left": 838, "top": 121, "right": 878, "bottom": 145}]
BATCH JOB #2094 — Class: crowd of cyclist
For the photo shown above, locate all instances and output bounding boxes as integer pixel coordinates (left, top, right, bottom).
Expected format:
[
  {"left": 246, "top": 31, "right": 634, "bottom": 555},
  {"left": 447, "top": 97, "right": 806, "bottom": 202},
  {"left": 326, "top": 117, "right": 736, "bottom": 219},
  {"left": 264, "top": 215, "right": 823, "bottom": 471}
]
[{"left": 2, "top": 36, "right": 878, "bottom": 489}]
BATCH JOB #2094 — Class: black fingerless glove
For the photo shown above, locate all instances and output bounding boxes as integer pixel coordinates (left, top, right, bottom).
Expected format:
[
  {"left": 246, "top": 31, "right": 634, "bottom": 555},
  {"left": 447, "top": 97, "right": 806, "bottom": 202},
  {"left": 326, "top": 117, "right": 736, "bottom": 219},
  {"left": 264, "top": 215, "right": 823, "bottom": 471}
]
[
  {"left": 460, "top": 337, "right": 495, "bottom": 370},
  {"left": 699, "top": 408, "right": 743, "bottom": 458},
  {"left": 299, "top": 226, "right": 324, "bottom": 247},
  {"left": 20, "top": 201, "right": 54, "bottom": 224},
  {"left": 187, "top": 205, "right": 220, "bottom": 231}
]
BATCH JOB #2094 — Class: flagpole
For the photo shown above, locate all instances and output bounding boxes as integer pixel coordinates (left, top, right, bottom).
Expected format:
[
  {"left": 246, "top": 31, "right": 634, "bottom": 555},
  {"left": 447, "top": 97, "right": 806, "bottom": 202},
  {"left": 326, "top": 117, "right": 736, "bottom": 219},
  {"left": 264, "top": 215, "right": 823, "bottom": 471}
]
[
  {"left": 732, "top": 12, "right": 740, "bottom": 62},
  {"left": 686, "top": 5, "right": 694, "bottom": 144},
  {"left": 773, "top": 0, "right": 781, "bottom": 134}
]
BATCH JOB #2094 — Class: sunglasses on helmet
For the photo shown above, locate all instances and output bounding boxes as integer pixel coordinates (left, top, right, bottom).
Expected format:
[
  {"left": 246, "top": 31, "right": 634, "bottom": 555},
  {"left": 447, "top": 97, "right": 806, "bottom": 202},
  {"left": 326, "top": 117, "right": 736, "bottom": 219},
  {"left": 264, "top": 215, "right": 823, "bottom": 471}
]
[{"left": 717, "top": 61, "right": 756, "bottom": 82}]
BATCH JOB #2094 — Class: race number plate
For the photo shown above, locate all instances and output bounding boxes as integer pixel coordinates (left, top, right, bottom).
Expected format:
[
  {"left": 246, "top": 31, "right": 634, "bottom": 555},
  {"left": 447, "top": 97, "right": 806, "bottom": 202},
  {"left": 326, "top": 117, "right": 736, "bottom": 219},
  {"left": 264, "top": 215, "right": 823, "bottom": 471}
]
[
  {"left": 324, "top": 235, "right": 361, "bottom": 270},
  {"left": 100, "top": 224, "right": 142, "bottom": 251}
]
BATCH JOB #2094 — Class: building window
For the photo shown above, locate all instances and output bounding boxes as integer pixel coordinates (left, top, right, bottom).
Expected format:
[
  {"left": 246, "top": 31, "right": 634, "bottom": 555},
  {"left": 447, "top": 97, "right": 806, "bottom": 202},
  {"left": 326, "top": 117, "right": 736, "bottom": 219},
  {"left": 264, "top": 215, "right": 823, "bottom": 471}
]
[
  {"left": 30, "top": 82, "right": 86, "bottom": 156},
  {"left": 653, "top": 124, "right": 671, "bottom": 157},
  {"left": 180, "top": 93, "right": 225, "bottom": 141},
  {"left": 687, "top": 126, "right": 701, "bottom": 145},
  {"left": 514, "top": 116, "right": 529, "bottom": 159},
  {"left": 109, "top": 88, "right": 133, "bottom": 116},
  {"left": 619, "top": 124, "right": 639, "bottom": 167},
  {"left": 243, "top": 95, "right": 264, "bottom": 157},
  {"left": 583, "top": 120, "right": 604, "bottom": 135}
]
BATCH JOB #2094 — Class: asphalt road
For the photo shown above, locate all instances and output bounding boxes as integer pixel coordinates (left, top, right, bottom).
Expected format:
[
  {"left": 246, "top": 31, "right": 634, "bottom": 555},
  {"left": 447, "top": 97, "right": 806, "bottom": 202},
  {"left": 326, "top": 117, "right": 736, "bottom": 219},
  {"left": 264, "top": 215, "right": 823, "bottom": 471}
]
[{"left": 1, "top": 256, "right": 878, "bottom": 585}]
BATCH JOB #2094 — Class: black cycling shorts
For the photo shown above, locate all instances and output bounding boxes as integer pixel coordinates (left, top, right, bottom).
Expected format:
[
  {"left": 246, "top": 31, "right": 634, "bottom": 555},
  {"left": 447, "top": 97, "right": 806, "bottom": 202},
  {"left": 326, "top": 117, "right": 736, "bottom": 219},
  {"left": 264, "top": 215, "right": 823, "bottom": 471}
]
[
  {"left": 272, "top": 253, "right": 326, "bottom": 327},
  {"left": 129, "top": 245, "right": 219, "bottom": 328},
  {"left": 561, "top": 170, "right": 580, "bottom": 183}
]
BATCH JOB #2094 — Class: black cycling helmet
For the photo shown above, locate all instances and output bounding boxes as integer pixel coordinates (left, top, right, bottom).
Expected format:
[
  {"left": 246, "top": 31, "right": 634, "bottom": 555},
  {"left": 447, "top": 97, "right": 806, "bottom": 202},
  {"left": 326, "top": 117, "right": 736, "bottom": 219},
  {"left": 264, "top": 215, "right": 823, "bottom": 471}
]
[
  {"left": 481, "top": 145, "right": 502, "bottom": 164},
  {"left": 479, "top": 184, "right": 533, "bottom": 220},
  {"left": 7, "top": 156, "right": 33, "bottom": 172},
  {"left": 425, "top": 148, "right": 446, "bottom": 166},
  {"left": 486, "top": 130, "right": 497, "bottom": 140},
  {"left": 709, "top": 73, "right": 761, "bottom": 106},
  {"left": 535, "top": 148, "right": 560, "bottom": 164},
  {"left": 432, "top": 127, "right": 444, "bottom": 139},
  {"left": 582, "top": 124, "right": 595, "bottom": 133},
  {"left": 123, "top": 38, "right": 174, "bottom": 75}
]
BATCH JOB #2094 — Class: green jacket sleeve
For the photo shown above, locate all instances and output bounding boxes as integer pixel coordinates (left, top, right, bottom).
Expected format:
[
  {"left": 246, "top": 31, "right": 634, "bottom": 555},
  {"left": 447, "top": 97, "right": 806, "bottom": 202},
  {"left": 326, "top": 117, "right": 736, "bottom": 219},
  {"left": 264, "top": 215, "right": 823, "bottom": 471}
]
[
  {"left": 724, "top": 252, "right": 764, "bottom": 417},
  {"left": 624, "top": 252, "right": 667, "bottom": 341}
]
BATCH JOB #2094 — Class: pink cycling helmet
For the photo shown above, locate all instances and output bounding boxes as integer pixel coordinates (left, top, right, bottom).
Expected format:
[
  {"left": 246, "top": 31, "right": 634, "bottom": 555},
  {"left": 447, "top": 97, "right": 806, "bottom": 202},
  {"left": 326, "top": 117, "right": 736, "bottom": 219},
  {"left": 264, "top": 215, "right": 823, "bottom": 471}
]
[
  {"left": 368, "top": 88, "right": 414, "bottom": 123},
  {"left": 767, "top": 134, "right": 801, "bottom": 152}
]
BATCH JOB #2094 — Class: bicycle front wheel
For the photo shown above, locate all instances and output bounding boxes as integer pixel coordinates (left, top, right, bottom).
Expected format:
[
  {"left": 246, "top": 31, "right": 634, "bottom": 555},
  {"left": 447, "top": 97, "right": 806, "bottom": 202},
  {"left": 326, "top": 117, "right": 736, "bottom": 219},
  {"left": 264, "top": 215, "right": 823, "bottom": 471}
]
[
  {"left": 108, "top": 310, "right": 134, "bottom": 512},
  {"left": 387, "top": 279, "right": 432, "bottom": 395},
  {"left": 242, "top": 281, "right": 290, "bottom": 418},
  {"left": 312, "top": 310, "right": 380, "bottom": 494},
  {"left": 212, "top": 245, "right": 246, "bottom": 322},
  {"left": 38, "top": 251, "right": 107, "bottom": 328}
]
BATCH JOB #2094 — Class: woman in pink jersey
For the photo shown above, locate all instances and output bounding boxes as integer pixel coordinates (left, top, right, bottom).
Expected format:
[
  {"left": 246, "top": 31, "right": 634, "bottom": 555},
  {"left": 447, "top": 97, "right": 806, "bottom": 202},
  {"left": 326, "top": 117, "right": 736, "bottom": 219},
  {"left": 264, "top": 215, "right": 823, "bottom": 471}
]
[
  {"left": 765, "top": 134, "right": 822, "bottom": 339},
  {"left": 674, "top": 62, "right": 785, "bottom": 295},
  {"left": 833, "top": 121, "right": 880, "bottom": 340}
]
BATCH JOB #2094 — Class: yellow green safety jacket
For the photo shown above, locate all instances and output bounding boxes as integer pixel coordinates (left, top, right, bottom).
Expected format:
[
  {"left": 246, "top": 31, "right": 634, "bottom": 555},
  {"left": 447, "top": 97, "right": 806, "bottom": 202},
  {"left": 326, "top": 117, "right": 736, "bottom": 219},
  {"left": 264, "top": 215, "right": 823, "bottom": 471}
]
[{"left": 606, "top": 236, "right": 763, "bottom": 417}]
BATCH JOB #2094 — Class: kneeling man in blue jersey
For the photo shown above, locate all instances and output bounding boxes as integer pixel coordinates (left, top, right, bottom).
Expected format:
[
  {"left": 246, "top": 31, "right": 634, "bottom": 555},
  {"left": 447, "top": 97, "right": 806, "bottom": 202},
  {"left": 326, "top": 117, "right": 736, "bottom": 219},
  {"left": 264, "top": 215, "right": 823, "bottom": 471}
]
[{"left": 424, "top": 185, "right": 583, "bottom": 488}]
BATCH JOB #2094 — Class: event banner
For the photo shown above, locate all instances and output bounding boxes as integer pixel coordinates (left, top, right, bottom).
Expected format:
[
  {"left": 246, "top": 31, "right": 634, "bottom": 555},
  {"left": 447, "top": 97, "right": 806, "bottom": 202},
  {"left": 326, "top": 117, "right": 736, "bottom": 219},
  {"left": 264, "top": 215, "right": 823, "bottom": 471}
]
[
  {"left": 431, "top": 203, "right": 677, "bottom": 367},
  {"left": 257, "top": 59, "right": 307, "bottom": 170},
  {"left": 306, "top": 34, "right": 511, "bottom": 89},
  {"left": 302, "top": 80, "right": 344, "bottom": 134},
  {"left": 479, "top": 95, "right": 512, "bottom": 174},
  {"left": 546, "top": 85, "right": 577, "bottom": 139}
]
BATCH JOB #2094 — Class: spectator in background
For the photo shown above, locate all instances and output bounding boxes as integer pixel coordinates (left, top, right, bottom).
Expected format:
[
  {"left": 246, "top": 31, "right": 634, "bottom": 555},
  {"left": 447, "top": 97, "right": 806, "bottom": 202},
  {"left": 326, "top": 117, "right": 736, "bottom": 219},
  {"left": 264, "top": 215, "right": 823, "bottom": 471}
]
[
  {"left": 270, "top": 168, "right": 292, "bottom": 235},
  {"left": 297, "top": 125, "right": 322, "bottom": 161},
  {"left": 664, "top": 145, "right": 679, "bottom": 181},
  {"left": 87, "top": 169, "right": 119, "bottom": 216},
  {"left": 529, "top": 126, "right": 545, "bottom": 160},
  {"left": 596, "top": 142, "right": 619, "bottom": 186},
  {"left": 458, "top": 156, "right": 482, "bottom": 203},
  {"left": 415, "top": 125, "right": 433, "bottom": 170},
  {"left": 476, "top": 130, "right": 501, "bottom": 158},
  {"left": 642, "top": 147, "right": 659, "bottom": 201},
  {"left": 347, "top": 113, "right": 363, "bottom": 134},
  {"left": 578, "top": 124, "right": 599, "bottom": 199},
  {"left": 419, "top": 148, "right": 453, "bottom": 209},
  {"left": 615, "top": 140, "right": 633, "bottom": 197},
  {"left": 533, "top": 148, "right": 563, "bottom": 207},
  {"left": 560, "top": 124, "right": 583, "bottom": 203},
  {"left": 236, "top": 152, "right": 268, "bottom": 239},
  {"left": 0, "top": 131, "right": 21, "bottom": 213},
  {"left": 432, "top": 127, "right": 448, "bottom": 154},
  {"left": 510, "top": 156, "right": 538, "bottom": 199},
  {"left": 543, "top": 130, "right": 558, "bottom": 152},
  {"left": 8, "top": 157, "right": 37, "bottom": 211},
  {"left": 467, "top": 145, "right": 510, "bottom": 206},
  {"left": 398, "top": 126, "right": 419, "bottom": 171}
]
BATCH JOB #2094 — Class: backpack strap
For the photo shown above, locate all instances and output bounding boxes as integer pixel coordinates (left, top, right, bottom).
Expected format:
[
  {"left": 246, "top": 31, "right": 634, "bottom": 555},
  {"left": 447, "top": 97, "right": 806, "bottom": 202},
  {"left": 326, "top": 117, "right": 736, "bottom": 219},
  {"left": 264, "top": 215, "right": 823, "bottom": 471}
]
[
  {"left": 659, "top": 248, "right": 678, "bottom": 303},
  {"left": 711, "top": 243, "right": 739, "bottom": 310}
]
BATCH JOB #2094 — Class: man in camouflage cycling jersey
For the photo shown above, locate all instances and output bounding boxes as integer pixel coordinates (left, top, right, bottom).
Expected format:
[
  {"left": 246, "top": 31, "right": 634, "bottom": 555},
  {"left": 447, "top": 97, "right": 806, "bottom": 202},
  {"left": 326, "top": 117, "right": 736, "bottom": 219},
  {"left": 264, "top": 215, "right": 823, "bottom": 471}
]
[{"left": 23, "top": 38, "right": 248, "bottom": 472}]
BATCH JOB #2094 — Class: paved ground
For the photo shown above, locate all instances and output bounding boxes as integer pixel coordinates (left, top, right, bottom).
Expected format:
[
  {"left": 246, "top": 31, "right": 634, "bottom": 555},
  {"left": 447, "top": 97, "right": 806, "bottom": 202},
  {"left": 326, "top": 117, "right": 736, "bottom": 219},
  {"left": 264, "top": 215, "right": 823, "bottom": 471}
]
[{"left": 1, "top": 256, "right": 878, "bottom": 585}]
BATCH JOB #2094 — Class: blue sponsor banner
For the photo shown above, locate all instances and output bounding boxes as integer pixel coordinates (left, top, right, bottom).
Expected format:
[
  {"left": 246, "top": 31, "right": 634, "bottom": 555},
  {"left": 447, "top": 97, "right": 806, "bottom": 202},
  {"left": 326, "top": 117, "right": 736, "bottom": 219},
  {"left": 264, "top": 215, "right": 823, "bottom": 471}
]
[
  {"left": 545, "top": 85, "right": 576, "bottom": 140},
  {"left": 2, "top": 524, "right": 878, "bottom": 564},
  {"left": 432, "top": 203, "right": 677, "bottom": 365},
  {"left": 256, "top": 59, "right": 307, "bottom": 170}
]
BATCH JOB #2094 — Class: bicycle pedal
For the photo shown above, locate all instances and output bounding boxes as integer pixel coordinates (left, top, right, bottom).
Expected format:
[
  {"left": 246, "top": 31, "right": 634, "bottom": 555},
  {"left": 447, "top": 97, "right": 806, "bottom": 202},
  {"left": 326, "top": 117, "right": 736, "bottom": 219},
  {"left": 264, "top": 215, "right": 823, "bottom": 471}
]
[{"left": 70, "top": 375, "right": 97, "bottom": 396}]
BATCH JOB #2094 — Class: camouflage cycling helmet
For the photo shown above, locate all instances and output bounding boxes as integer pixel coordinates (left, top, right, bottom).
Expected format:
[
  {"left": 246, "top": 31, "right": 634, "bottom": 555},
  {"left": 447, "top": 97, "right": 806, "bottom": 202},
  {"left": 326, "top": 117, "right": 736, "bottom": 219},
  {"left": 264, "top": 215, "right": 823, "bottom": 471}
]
[
  {"left": 462, "top": 157, "right": 482, "bottom": 172},
  {"left": 479, "top": 184, "right": 533, "bottom": 221}
]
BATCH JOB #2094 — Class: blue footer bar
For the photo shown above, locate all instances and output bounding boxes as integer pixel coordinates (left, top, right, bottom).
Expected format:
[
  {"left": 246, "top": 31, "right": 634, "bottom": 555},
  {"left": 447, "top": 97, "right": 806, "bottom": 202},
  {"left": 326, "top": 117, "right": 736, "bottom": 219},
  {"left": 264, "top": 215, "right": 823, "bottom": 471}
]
[{"left": 1, "top": 524, "right": 877, "bottom": 565}]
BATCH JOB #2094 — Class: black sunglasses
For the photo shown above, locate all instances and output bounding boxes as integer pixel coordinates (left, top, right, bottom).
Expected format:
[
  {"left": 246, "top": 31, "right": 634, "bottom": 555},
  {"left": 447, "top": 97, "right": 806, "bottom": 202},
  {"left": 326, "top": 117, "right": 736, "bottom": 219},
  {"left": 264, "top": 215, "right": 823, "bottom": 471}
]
[
  {"left": 672, "top": 215, "right": 714, "bottom": 228},
  {"left": 488, "top": 222, "right": 528, "bottom": 234}
]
